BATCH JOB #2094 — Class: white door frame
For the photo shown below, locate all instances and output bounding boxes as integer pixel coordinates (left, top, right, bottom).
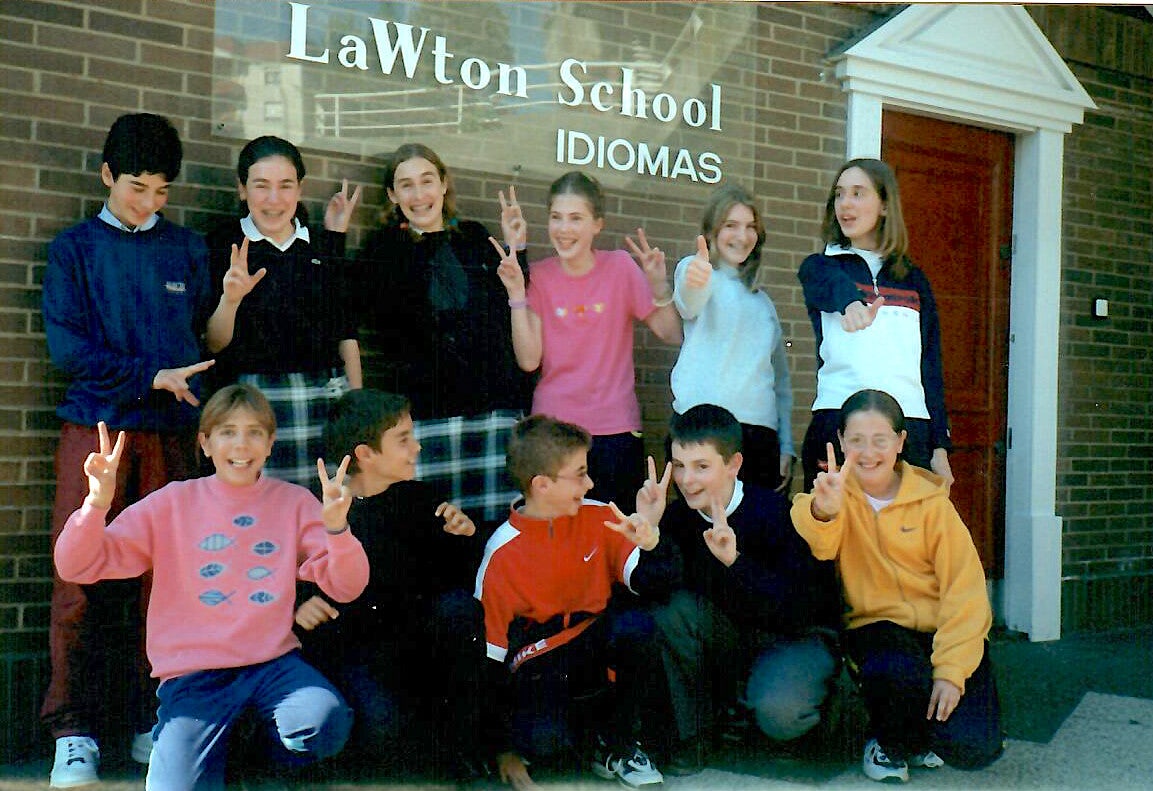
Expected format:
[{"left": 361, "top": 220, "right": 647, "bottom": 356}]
[{"left": 829, "top": 5, "right": 1095, "bottom": 640}]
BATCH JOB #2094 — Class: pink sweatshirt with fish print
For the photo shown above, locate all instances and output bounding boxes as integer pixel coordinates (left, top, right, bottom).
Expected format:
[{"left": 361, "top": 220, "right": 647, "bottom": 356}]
[{"left": 54, "top": 474, "right": 369, "bottom": 681}]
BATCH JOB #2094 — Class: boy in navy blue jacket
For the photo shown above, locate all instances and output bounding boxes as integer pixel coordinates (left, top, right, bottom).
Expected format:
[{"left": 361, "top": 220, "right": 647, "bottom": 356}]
[
  {"left": 651, "top": 404, "right": 841, "bottom": 774},
  {"left": 41, "top": 113, "right": 215, "bottom": 788}
]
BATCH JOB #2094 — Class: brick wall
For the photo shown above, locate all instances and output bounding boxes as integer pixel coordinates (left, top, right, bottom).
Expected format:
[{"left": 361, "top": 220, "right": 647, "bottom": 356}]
[
  {"left": 0, "top": 0, "right": 890, "bottom": 761},
  {"left": 2, "top": 0, "right": 1149, "bottom": 764},
  {"left": 1029, "top": 7, "right": 1153, "bottom": 632}
]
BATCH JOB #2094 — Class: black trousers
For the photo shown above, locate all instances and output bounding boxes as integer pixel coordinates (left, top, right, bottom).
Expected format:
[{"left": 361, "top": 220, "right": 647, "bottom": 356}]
[{"left": 843, "top": 621, "right": 1003, "bottom": 768}]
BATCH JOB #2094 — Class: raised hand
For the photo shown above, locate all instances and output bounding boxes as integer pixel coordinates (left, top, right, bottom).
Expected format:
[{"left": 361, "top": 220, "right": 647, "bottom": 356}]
[
  {"left": 435, "top": 502, "right": 476, "bottom": 536},
  {"left": 152, "top": 359, "right": 216, "bottom": 406},
  {"left": 702, "top": 493, "right": 738, "bottom": 566},
  {"left": 811, "top": 442, "right": 857, "bottom": 520},
  {"left": 635, "top": 455, "right": 672, "bottom": 528},
  {"left": 624, "top": 228, "right": 670, "bottom": 298},
  {"left": 317, "top": 455, "right": 354, "bottom": 533},
  {"left": 499, "top": 185, "right": 526, "bottom": 251},
  {"left": 927, "top": 678, "right": 962, "bottom": 722},
  {"left": 604, "top": 501, "right": 659, "bottom": 551},
  {"left": 83, "top": 421, "right": 125, "bottom": 509},
  {"left": 324, "top": 178, "right": 362, "bottom": 232},
  {"left": 841, "top": 295, "right": 885, "bottom": 332},
  {"left": 294, "top": 595, "right": 339, "bottom": 631},
  {"left": 222, "top": 238, "right": 267, "bottom": 305},
  {"left": 683, "top": 234, "right": 713, "bottom": 289},
  {"left": 489, "top": 235, "right": 526, "bottom": 300}
]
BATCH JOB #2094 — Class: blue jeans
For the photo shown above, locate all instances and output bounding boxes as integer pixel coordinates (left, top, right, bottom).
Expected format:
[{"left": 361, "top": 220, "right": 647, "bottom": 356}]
[
  {"left": 653, "top": 591, "right": 837, "bottom": 744},
  {"left": 146, "top": 651, "right": 352, "bottom": 791}
]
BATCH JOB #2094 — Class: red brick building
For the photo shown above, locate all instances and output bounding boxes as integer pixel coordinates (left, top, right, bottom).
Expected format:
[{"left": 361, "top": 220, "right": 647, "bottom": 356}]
[{"left": 0, "top": 1, "right": 1149, "bottom": 763}]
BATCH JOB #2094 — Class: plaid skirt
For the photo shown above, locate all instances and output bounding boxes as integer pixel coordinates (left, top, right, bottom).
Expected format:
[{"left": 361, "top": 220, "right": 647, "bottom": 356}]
[
  {"left": 238, "top": 369, "right": 349, "bottom": 494},
  {"left": 413, "top": 410, "right": 522, "bottom": 525}
]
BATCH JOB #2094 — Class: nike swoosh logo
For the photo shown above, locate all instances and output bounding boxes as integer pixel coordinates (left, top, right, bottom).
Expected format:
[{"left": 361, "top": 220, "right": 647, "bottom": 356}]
[
  {"left": 900, "top": 526, "right": 916, "bottom": 533},
  {"left": 583, "top": 548, "right": 598, "bottom": 562}
]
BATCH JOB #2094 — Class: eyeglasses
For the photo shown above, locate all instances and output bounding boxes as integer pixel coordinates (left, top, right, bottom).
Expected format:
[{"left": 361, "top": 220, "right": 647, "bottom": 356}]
[
  {"left": 551, "top": 470, "right": 592, "bottom": 484},
  {"left": 841, "top": 433, "right": 900, "bottom": 453}
]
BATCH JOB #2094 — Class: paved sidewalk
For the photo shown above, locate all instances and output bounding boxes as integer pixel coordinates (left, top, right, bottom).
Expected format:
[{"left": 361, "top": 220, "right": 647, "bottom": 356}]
[{"left": 4, "top": 627, "right": 1149, "bottom": 789}]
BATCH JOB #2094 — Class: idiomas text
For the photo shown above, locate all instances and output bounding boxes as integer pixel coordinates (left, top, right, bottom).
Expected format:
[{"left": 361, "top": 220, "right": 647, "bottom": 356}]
[{"left": 286, "top": 2, "right": 724, "bottom": 183}]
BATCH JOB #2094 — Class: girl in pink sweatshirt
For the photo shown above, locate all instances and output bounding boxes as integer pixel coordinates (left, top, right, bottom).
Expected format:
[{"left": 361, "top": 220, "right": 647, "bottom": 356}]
[{"left": 54, "top": 384, "right": 369, "bottom": 790}]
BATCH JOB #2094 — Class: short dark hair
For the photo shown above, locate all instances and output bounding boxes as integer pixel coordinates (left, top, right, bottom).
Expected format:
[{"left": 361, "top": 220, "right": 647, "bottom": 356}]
[
  {"left": 506, "top": 414, "right": 591, "bottom": 494},
  {"left": 236, "top": 135, "right": 309, "bottom": 224},
  {"left": 324, "top": 389, "right": 411, "bottom": 474},
  {"left": 668, "top": 404, "right": 742, "bottom": 462},
  {"left": 199, "top": 384, "right": 276, "bottom": 436},
  {"left": 838, "top": 389, "right": 906, "bottom": 435},
  {"left": 102, "top": 113, "right": 182, "bottom": 181}
]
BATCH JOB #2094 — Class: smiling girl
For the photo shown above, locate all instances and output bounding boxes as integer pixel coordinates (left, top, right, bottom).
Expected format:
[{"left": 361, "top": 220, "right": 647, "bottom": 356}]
[
  {"left": 797, "top": 159, "right": 952, "bottom": 492},
  {"left": 493, "top": 171, "right": 682, "bottom": 507},
  {"left": 791, "top": 389, "right": 1002, "bottom": 783},
  {"left": 670, "top": 184, "right": 794, "bottom": 492},
  {"left": 356, "top": 144, "right": 531, "bottom": 526},
  {"left": 206, "top": 136, "right": 362, "bottom": 492}
]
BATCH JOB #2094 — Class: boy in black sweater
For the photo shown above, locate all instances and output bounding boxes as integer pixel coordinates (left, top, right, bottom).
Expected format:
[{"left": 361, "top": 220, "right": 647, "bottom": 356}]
[
  {"left": 653, "top": 404, "right": 841, "bottom": 773},
  {"left": 294, "top": 389, "right": 484, "bottom": 779}
]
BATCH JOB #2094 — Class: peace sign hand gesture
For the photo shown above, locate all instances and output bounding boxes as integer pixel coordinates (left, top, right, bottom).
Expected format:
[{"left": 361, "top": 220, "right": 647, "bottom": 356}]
[
  {"left": 222, "top": 238, "right": 267, "bottom": 305},
  {"left": 317, "top": 456, "right": 354, "bottom": 533},
  {"left": 624, "top": 228, "right": 671, "bottom": 299},
  {"left": 702, "top": 493, "right": 739, "bottom": 566},
  {"left": 635, "top": 455, "right": 672, "bottom": 528},
  {"left": 84, "top": 421, "right": 126, "bottom": 510},
  {"left": 604, "top": 501, "right": 660, "bottom": 551},
  {"left": 683, "top": 234, "right": 713, "bottom": 290},
  {"left": 810, "top": 442, "right": 857, "bottom": 521},
  {"left": 499, "top": 185, "right": 527, "bottom": 251},
  {"left": 324, "top": 178, "right": 362, "bottom": 232},
  {"left": 489, "top": 235, "right": 526, "bottom": 300}
]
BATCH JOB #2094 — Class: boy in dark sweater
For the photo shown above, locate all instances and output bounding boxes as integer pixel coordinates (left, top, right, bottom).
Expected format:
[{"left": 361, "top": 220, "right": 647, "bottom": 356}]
[
  {"left": 293, "top": 389, "right": 485, "bottom": 779},
  {"left": 41, "top": 112, "right": 215, "bottom": 787},
  {"left": 653, "top": 404, "right": 841, "bottom": 773}
]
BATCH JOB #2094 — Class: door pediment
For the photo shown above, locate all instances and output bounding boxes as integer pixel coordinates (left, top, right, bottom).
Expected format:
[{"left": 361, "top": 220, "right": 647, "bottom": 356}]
[{"left": 831, "top": 5, "right": 1095, "bottom": 132}]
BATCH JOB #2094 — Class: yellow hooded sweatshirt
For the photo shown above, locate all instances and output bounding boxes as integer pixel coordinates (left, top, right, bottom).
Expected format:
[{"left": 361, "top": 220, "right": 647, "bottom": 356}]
[{"left": 792, "top": 462, "right": 991, "bottom": 692}]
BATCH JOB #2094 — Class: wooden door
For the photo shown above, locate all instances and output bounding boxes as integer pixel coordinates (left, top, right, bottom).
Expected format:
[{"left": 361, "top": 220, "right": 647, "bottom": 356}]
[{"left": 882, "top": 111, "right": 1013, "bottom": 574}]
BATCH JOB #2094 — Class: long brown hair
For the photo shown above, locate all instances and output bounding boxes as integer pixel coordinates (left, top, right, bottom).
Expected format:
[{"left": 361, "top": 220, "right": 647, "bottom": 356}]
[
  {"left": 700, "top": 183, "right": 766, "bottom": 291},
  {"left": 381, "top": 143, "right": 457, "bottom": 229},
  {"left": 820, "top": 158, "right": 912, "bottom": 279}
]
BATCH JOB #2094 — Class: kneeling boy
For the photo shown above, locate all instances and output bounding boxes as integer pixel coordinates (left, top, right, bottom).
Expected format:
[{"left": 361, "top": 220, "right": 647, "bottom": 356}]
[
  {"left": 295, "top": 389, "right": 486, "bottom": 779},
  {"left": 654, "top": 404, "right": 841, "bottom": 772},
  {"left": 475, "top": 414, "right": 679, "bottom": 789},
  {"left": 53, "top": 384, "right": 368, "bottom": 789}
]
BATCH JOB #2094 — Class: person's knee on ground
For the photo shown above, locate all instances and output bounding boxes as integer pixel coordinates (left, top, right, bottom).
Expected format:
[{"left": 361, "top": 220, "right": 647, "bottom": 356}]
[
  {"left": 266, "top": 684, "right": 353, "bottom": 766},
  {"left": 746, "top": 636, "right": 837, "bottom": 743}
]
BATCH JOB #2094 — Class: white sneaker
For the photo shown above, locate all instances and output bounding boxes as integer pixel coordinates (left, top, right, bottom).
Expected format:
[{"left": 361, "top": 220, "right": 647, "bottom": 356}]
[
  {"left": 131, "top": 730, "right": 154, "bottom": 765},
  {"left": 910, "top": 749, "right": 944, "bottom": 769},
  {"left": 862, "top": 738, "right": 908, "bottom": 783},
  {"left": 591, "top": 741, "right": 664, "bottom": 787},
  {"left": 50, "top": 735, "right": 100, "bottom": 788}
]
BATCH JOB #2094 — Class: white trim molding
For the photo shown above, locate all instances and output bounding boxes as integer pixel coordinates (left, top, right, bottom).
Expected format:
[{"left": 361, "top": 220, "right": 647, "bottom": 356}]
[{"left": 829, "top": 5, "right": 1096, "bottom": 641}]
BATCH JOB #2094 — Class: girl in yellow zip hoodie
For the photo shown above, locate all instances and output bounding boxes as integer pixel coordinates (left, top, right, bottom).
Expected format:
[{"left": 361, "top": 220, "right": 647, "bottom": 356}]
[{"left": 792, "top": 389, "right": 1002, "bottom": 782}]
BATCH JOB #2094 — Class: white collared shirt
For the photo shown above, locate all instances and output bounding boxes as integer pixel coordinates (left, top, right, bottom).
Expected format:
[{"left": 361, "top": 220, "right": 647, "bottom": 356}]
[
  {"left": 240, "top": 214, "right": 310, "bottom": 252},
  {"left": 98, "top": 204, "right": 159, "bottom": 233}
]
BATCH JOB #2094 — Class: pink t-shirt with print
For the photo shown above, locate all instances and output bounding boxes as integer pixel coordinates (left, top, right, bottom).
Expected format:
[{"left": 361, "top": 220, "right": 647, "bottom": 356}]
[{"left": 527, "top": 249, "right": 654, "bottom": 435}]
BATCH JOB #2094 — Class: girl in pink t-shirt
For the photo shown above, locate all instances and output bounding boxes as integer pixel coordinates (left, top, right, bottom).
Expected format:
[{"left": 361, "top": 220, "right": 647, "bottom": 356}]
[{"left": 492, "top": 172, "right": 682, "bottom": 507}]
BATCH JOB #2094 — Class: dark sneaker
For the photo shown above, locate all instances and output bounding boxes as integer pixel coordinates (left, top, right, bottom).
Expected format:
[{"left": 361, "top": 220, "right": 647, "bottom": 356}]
[
  {"left": 862, "top": 738, "right": 909, "bottom": 783},
  {"left": 591, "top": 741, "right": 664, "bottom": 787},
  {"left": 910, "top": 749, "right": 944, "bottom": 769},
  {"left": 664, "top": 737, "right": 707, "bottom": 776}
]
